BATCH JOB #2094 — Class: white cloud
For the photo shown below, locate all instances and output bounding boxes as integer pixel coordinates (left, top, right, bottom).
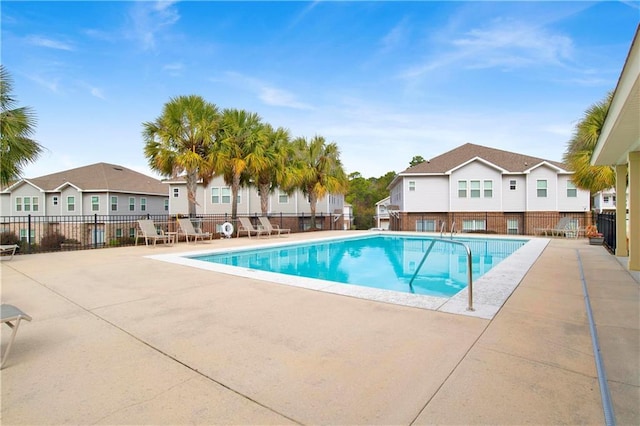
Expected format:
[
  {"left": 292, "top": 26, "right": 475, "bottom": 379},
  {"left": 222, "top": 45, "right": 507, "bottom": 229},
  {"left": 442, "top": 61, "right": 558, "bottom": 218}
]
[
  {"left": 26, "top": 73, "right": 61, "bottom": 93},
  {"left": 222, "top": 72, "right": 314, "bottom": 110},
  {"left": 26, "top": 35, "right": 74, "bottom": 51},
  {"left": 127, "top": 0, "right": 180, "bottom": 50},
  {"left": 162, "top": 62, "right": 184, "bottom": 76}
]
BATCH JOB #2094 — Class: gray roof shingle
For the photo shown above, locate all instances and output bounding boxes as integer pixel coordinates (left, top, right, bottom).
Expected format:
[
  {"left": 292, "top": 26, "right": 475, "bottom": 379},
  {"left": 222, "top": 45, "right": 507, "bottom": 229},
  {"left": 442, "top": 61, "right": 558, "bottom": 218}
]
[
  {"left": 400, "top": 143, "right": 568, "bottom": 175},
  {"left": 26, "top": 163, "right": 168, "bottom": 195}
]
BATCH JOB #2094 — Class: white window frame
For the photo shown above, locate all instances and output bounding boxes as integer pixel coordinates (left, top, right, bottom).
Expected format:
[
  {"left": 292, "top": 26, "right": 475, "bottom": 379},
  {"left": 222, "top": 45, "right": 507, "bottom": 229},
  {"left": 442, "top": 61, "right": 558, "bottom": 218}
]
[
  {"left": 409, "top": 181, "right": 416, "bottom": 192},
  {"left": 53, "top": 196, "right": 59, "bottom": 206},
  {"left": 91, "top": 196, "right": 99, "bottom": 212},
  {"left": 15, "top": 197, "right": 22, "bottom": 212},
  {"left": 140, "top": 197, "right": 147, "bottom": 211},
  {"left": 211, "top": 188, "right": 220, "bottom": 204},
  {"left": 67, "top": 196, "right": 75, "bottom": 212},
  {"left": 129, "top": 197, "right": 135, "bottom": 211},
  {"left": 537, "top": 180, "right": 547, "bottom": 198},
  {"left": 278, "top": 191, "right": 289, "bottom": 204},
  {"left": 483, "top": 180, "right": 493, "bottom": 198},
  {"left": 24, "top": 197, "right": 31, "bottom": 212},
  {"left": 462, "top": 219, "right": 486, "bottom": 231},
  {"left": 111, "top": 196, "right": 118, "bottom": 211},
  {"left": 173, "top": 188, "right": 180, "bottom": 198},
  {"left": 164, "top": 199, "right": 169, "bottom": 211},
  {"left": 458, "top": 181, "right": 467, "bottom": 198},
  {"left": 566, "top": 181, "right": 577, "bottom": 198},
  {"left": 32, "top": 197, "right": 39, "bottom": 212},
  {"left": 416, "top": 219, "right": 436, "bottom": 232},
  {"left": 470, "top": 180, "right": 481, "bottom": 198},
  {"left": 509, "top": 180, "right": 516, "bottom": 191},
  {"left": 506, "top": 219, "right": 519, "bottom": 235},
  {"left": 221, "top": 187, "right": 231, "bottom": 204}
]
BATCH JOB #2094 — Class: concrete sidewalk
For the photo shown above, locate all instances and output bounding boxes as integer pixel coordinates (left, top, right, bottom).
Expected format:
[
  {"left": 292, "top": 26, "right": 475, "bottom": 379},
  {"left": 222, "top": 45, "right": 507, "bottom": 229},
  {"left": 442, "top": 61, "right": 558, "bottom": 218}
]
[{"left": 1, "top": 233, "right": 638, "bottom": 424}]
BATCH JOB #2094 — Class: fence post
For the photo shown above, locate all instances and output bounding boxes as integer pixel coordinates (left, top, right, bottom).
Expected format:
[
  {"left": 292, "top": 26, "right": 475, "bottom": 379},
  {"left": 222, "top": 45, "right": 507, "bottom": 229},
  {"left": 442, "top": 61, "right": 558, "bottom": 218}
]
[
  {"left": 94, "top": 214, "right": 98, "bottom": 249},
  {"left": 27, "top": 214, "right": 32, "bottom": 254}
]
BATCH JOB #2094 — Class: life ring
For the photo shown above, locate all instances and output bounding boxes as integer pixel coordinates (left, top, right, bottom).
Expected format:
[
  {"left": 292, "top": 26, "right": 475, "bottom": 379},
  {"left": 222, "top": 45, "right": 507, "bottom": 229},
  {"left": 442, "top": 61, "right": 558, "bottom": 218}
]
[{"left": 221, "top": 222, "right": 234, "bottom": 238}]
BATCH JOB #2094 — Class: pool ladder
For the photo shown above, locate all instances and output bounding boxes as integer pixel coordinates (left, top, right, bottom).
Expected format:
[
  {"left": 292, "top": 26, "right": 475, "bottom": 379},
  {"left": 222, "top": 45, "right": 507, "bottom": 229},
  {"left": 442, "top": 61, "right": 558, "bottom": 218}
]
[
  {"left": 439, "top": 221, "right": 457, "bottom": 239},
  {"left": 408, "top": 238, "right": 474, "bottom": 311}
]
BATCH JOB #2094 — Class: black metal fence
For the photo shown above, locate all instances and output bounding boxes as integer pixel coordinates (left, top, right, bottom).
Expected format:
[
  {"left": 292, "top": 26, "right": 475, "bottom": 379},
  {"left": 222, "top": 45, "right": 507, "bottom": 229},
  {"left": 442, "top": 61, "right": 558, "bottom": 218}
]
[
  {"left": 594, "top": 210, "right": 616, "bottom": 252},
  {"left": 0, "top": 211, "right": 346, "bottom": 255}
]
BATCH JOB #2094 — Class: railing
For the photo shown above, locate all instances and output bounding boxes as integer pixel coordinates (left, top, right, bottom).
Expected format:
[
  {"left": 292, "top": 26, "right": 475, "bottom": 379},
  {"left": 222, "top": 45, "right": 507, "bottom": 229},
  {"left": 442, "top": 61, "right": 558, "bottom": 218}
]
[{"left": 408, "top": 238, "right": 474, "bottom": 311}]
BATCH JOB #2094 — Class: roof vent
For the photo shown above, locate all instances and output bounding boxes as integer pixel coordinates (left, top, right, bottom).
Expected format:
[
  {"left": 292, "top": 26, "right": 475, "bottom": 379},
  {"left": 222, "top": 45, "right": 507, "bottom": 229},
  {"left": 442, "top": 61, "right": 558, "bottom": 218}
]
[{"left": 113, "top": 167, "right": 123, "bottom": 171}]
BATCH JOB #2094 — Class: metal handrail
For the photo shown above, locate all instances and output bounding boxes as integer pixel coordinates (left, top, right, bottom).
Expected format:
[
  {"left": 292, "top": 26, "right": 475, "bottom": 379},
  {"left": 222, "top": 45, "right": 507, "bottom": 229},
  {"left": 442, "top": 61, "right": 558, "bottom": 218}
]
[
  {"left": 408, "top": 238, "right": 474, "bottom": 311},
  {"left": 450, "top": 221, "right": 456, "bottom": 239},
  {"left": 439, "top": 221, "right": 446, "bottom": 238}
]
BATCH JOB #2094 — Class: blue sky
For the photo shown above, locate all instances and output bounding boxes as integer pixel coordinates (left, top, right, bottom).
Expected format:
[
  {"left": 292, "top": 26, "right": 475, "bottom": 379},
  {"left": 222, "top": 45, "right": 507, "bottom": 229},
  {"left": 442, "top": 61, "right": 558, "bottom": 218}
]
[{"left": 2, "top": 1, "right": 638, "bottom": 180}]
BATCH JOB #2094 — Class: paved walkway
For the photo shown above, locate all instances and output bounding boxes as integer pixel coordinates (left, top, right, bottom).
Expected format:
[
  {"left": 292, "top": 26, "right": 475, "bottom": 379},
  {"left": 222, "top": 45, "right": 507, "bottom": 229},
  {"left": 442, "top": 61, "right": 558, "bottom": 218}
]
[{"left": 1, "top": 233, "right": 638, "bottom": 425}]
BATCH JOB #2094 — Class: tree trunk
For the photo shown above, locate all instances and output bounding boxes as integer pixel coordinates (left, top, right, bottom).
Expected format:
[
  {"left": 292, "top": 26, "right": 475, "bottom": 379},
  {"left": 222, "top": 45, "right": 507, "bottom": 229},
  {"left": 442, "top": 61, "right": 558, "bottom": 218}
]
[
  {"left": 186, "top": 171, "right": 198, "bottom": 217},
  {"left": 231, "top": 173, "right": 240, "bottom": 219},
  {"left": 259, "top": 183, "right": 270, "bottom": 216},
  {"left": 309, "top": 192, "right": 317, "bottom": 230}
]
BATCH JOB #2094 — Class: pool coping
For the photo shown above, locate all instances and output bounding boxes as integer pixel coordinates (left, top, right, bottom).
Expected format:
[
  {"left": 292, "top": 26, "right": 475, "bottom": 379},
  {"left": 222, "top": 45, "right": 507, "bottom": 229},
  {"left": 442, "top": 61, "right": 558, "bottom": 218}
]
[{"left": 147, "top": 232, "right": 550, "bottom": 319}]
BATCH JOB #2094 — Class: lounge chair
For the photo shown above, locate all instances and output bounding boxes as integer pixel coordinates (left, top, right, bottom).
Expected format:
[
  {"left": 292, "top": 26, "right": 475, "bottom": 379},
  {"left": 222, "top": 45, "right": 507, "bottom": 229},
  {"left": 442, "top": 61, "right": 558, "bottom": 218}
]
[
  {"left": 1, "top": 304, "right": 32, "bottom": 369},
  {"left": 136, "top": 220, "right": 171, "bottom": 246},
  {"left": 258, "top": 216, "right": 290, "bottom": 237},
  {"left": 177, "top": 218, "right": 213, "bottom": 243},
  {"left": 536, "top": 217, "right": 573, "bottom": 237},
  {"left": 237, "top": 217, "right": 269, "bottom": 238},
  {"left": 0, "top": 244, "right": 18, "bottom": 260}
]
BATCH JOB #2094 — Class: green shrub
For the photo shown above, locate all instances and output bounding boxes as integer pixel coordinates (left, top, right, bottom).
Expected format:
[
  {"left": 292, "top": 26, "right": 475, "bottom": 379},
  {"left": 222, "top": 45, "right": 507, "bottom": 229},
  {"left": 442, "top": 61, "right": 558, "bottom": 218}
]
[{"left": 0, "top": 231, "right": 20, "bottom": 246}]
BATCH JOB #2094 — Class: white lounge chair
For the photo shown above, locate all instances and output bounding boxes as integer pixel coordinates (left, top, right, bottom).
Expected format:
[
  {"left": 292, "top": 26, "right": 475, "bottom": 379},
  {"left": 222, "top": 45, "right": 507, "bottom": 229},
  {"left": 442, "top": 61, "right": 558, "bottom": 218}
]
[
  {"left": 237, "top": 217, "right": 269, "bottom": 238},
  {"left": 1, "top": 304, "right": 32, "bottom": 369},
  {"left": 136, "top": 220, "right": 171, "bottom": 246},
  {"left": 258, "top": 216, "right": 290, "bottom": 237},
  {"left": 536, "top": 217, "right": 572, "bottom": 237},
  {"left": 0, "top": 244, "right": 18, "bottom": 260},
  {"left": 177, "top": 218, "right": 213, "bottom": 243}
]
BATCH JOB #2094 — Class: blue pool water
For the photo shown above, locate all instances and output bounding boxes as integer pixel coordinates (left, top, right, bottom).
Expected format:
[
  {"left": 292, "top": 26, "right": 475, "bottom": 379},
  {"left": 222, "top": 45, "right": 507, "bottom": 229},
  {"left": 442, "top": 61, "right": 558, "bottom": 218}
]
[{"left": 191, "top": 235, "right": 527, "bottom": 298}]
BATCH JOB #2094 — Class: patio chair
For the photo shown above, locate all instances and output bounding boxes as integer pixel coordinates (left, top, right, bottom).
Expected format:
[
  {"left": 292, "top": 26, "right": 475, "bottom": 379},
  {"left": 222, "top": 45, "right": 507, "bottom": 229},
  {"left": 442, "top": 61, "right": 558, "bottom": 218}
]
[
  {"left": 237, "top": 217, "right": 269, "bottom": 239},
  {"left": 177, "top": 218, "right": 213, "bottom": 243},
  {"left": 136, "top": 219, "right": 171, "bottom": 246},
  {"left": 1, "top": 304, "right": 32, "bottom": 369},
  {"left": 0, "top": 244, "right": 18, "bottom": 260},
  {"left": 258, "top": 216, "right": 290, "bottom": 237}
]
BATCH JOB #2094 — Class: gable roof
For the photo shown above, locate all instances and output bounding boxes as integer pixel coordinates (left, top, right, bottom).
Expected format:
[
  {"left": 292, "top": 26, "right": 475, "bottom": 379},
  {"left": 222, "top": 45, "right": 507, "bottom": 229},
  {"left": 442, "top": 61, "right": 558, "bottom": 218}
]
[
  {"left": 400, "top": 143, "right": 567, "bottom": 175},
  {"left": 18, "top": 163, "right": 168, "bottom": 196}
]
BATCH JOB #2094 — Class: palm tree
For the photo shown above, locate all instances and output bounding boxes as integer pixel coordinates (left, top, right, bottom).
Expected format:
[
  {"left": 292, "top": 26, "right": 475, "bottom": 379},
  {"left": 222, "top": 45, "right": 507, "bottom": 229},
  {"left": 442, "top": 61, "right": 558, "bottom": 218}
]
[
  {"left": 213, "top": 108, "right": 265, "bottom": 219},
  {"left": 563, "top": 92, "right": 615, "bottom": 195},
  {"left": 0, "top": 65, "right": 44, "bottom": 187},
  {"left": 292, "top": 135, "right": 348, "bottom": 229},
  {"left": 142, "top": 95, "right": 220, "bottom": 216},
  {"left": 248, "top": 124, "right": 292, "bottom": 216}
]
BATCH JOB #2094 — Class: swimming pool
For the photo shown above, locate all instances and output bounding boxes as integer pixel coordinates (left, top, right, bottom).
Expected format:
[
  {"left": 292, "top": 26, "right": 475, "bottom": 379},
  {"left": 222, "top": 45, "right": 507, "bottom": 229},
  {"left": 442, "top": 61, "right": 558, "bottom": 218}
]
[
  {"left": 149, "top": 232, "right": 549, "bottom": 318},
  {"left": 190, "top": 235, "right": 526, "bottom": 298}
]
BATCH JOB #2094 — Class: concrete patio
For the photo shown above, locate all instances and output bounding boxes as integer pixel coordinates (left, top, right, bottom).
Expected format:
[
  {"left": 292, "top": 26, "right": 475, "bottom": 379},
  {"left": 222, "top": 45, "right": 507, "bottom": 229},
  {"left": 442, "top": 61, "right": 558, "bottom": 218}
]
[{"left": 1, "top": 232, "right": 638, "bottom": 425}]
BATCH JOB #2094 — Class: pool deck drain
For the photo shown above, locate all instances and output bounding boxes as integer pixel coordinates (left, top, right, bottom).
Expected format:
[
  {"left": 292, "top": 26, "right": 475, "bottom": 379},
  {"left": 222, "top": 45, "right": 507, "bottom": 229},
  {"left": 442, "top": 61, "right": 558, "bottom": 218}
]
[{"left": 2, "top": 231, "right": 638, "bottom": 424}]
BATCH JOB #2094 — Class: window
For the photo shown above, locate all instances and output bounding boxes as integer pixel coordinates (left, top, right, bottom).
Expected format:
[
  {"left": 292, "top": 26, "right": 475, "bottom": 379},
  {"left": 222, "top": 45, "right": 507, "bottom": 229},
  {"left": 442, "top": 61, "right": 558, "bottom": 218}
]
[
  {"left": 211, "top": 188, "right": 220, "bottom": 204},
  {"left": 19, "top": 228, "right": 35, "bottom": 242},
  {"left": 91, "top": 196, "right": 99, "bottom": 211},
  {"left": 140, "top": 198, "right": 147, "bottom": 211},
  {"left": 416, "top": 220, "right": 436, "bottom": 232},
  {"left": 24, "top": 197, "right": 31, "bottom": 212},
  {"left": 115, "top": 228, "right": 123, "bottom": 238},
  {"left": 32, "top": 197, "right": 39, "bottom": 212},
  {"left": 409, "top": 181, "right": 416, "bottom": 191},
  {"left": 458, "top": 181, "right": 467, "bottom": 198},
  {"left": 603, "top": 196, "right": 610, "bottom": 203},
  {"left": 129, "top": 197, "right": 135, "bottom": 211},
  {"left": 462, "top": 219, "right": 486, "bottom": 231},
  {"left": 483, "top": 180, "right": 493, "bottom": 198},
  {"left": 506, "top": 219, "right": 519, "bottom": 235},
  {"left": 173, "top": 188, "right": 179, "bottom": 198},
  {"left": 53, "top": 196, "right": 59, "bottom": 206},
  {"left": 566, "top": 181, "right": 577, "bottom": 198},
  {"left": 509, "top": 180, "right": 517, "bottom": 190},
  {"left": 221, "top": 187, "right": 231, "bottom": 204},
  {"left": 164, "top": 199, "right": 169, "bottom": 211},
  {"left": 537, "top": 180, "right": 547, "bottom": 198},
  {"left": 129, "top": 227, "right": 136, "bottom": 238},
  {"left": 67, "top": 196, "right": 75, "bottom": 212},
  {"left": 470, "top": 180, "right": 481, "bottom": 198},
  {"left": 15, "top": 197, "right": 22, "bottom": 212},
  {"left": 278, "top": 191, "right": 289, "bottom": 204},
  {"left": 111, "top": 196, "right": 118, "bottom": 211}
]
